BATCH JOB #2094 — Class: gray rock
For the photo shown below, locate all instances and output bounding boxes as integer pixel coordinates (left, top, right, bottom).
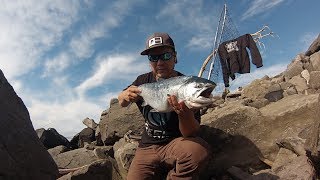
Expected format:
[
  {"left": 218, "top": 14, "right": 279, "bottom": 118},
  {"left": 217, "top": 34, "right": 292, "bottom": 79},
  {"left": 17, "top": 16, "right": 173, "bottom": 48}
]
[
  {"left": 309, "top": 71, "right": 320, "bottom": 89},
  {"left": 305, "top": 33, "right": 320, "bottom": 56},
  {"left": 99, "top": 99, "right": 144, "bottom": 145},
  {"left": 241, "top": 79, "right": 272, "bottom": 100},
  {"left": 48, "top": 145, "right": 70, "bottom": 157},
  {"left": 58, "top": 158, "right": 122, "bottom": 180},
  {"left": 0, "top": 69, "right": 59, "bottom": 179},
  {"left": 82, "top": 117, "right": 98, "bottom": 130},
  {"left": 53, "top": 148, "right": 99, "bottom": 169},
  {"left": 273, "top": 155, "right": 316, "bottom": 180},
  {"left": 283, "top": 86, "right": 297, "bottom": 97},
  {"left": 288, "top": 75, "right": 308, "bottom": 93},
  {"left": 309, "top": 51, "right": 320, "bottom": 71},
  {"left": 284, "top": 54, "right": 304, "bottom": 80},
  {"left": 113, "top": 138, "right": 138, "bottom": 179}
]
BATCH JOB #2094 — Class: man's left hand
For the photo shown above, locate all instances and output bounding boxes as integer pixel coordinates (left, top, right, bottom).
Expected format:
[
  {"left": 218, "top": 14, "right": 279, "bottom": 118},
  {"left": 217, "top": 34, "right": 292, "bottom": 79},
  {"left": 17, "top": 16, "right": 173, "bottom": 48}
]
[{"left": 167, "top": 95, "right": 193, "bottom": 116}]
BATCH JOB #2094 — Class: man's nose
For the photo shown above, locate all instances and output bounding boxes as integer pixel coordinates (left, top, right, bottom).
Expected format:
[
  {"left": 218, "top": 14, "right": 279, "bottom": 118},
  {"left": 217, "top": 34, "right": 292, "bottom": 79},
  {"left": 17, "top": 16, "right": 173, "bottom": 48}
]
[{"left": 157, "top": 59, "right": 165, "bottom": 65}]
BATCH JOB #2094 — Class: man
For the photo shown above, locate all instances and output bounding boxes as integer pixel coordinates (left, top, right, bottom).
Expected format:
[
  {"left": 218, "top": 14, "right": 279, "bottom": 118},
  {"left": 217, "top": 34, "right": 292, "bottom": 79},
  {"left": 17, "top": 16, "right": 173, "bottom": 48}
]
[{"left": 118, "top": 32, "right": 210, "bottom": 179}]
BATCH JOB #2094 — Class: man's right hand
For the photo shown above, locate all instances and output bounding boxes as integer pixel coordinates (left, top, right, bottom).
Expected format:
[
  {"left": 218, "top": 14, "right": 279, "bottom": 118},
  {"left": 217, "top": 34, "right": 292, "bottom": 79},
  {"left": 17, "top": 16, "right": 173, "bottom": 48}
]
[{"left": 118, "top": 85, "right": 141, "bottom": 107}]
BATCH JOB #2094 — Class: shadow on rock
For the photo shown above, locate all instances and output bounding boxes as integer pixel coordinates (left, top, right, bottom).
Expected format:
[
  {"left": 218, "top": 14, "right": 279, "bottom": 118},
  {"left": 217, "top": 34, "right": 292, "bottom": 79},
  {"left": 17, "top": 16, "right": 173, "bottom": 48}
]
[{"left": 198, "top": 125, "right": 273, "bottom": 179}]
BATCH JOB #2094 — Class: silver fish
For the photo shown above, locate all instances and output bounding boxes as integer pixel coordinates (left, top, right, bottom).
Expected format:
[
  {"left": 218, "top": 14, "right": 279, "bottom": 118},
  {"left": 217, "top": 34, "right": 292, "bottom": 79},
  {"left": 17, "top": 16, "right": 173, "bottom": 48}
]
[{"left": 138, "top": 76, "right": 216, "bottom": 112}]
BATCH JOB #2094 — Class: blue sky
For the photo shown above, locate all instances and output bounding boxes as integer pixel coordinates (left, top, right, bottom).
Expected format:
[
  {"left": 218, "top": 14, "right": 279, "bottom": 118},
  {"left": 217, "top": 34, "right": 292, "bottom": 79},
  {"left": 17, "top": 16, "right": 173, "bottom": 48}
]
[{"left": 1, "top": 0, "right": 319, "bottom": 138}]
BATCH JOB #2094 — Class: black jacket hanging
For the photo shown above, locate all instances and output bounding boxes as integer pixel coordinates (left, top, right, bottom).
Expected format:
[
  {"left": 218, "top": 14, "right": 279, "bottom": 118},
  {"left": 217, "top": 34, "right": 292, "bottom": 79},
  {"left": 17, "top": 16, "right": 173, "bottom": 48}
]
[{"left": 218, "top": 34, "right": 263, "bottom": 87}]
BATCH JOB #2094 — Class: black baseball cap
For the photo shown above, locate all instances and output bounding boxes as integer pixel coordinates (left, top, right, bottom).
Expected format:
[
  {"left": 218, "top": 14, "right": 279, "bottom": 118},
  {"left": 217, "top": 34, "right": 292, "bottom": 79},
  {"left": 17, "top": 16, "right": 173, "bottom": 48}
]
[{"left": 140, "top": 32, "right": 175, "bottom": 55}]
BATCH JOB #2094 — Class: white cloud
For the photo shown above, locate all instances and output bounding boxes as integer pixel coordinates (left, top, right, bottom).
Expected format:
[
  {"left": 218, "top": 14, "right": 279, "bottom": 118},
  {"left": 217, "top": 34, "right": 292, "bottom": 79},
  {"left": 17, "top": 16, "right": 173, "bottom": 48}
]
[
  {"left": 0, "top": 0, "right": 80, "bottom": 79},
  {"left": 229, "top": 63, "right": 287, "bottom": 91},
  {"left": 69, "top": 0, "right": 142, "bottom": 59},
  {"left": 76, "top": 54, "right": 148, "bottom": 96},
  {"left": 43, "top": 53, "right": 72, "bottom": 77},
  {"left": 299, "top": 32, "right": 318, "bottom": 51},
  {"left": 241, "top": 0, "right": 285, "bottom": 21},
  {"left": 157, "top": 0, "right": 218, "bottom": 50},
  {"left": 29, "top": 98, "right": 103, "bottom": 138},
  {"left": 187, "top": 35, "right": 213, "bottom": 49},
  {"left": 212, "top": 63, "right": 287, "bottom": 94}
]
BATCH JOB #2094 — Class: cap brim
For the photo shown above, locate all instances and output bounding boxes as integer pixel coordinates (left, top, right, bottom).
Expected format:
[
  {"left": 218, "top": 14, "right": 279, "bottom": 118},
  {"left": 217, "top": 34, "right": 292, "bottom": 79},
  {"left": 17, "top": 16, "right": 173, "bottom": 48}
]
[{"left": 140, "top": 45, "right": 175, "bottom": 55}]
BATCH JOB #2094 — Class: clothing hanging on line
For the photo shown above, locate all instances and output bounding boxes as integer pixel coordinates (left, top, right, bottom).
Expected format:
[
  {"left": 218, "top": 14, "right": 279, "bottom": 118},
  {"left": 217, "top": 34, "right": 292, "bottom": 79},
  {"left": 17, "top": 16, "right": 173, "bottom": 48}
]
[{"left": 218, "top": 34, "right": 263, "bottom": 87}]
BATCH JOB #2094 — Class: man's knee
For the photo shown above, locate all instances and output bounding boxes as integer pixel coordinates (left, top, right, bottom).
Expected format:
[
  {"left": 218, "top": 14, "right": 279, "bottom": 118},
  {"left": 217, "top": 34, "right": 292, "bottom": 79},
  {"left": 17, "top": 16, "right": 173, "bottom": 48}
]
[{"left": 177, "top": 137, "right": 210, "bottom": 165}]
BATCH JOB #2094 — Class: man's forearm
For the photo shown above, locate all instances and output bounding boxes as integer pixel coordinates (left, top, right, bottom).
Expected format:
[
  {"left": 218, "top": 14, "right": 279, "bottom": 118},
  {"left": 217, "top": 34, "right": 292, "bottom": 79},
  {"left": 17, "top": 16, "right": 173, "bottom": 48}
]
[{"left": 178, "top": 114, "right": 200, "bottom": 137}]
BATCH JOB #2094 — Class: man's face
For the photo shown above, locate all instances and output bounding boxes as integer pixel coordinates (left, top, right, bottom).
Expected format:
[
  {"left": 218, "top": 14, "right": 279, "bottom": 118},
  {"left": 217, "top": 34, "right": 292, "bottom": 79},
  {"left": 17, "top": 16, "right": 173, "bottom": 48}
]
[{"left": 147, "top": 46, "right": 176, "bottom": 79}]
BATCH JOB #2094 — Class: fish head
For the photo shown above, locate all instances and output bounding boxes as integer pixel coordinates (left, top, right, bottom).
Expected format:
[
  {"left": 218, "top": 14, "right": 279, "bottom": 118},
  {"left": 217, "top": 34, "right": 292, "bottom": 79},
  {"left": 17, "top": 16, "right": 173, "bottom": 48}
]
[{"left": 179, "top": 76, "right": 216, "bottom": 109}]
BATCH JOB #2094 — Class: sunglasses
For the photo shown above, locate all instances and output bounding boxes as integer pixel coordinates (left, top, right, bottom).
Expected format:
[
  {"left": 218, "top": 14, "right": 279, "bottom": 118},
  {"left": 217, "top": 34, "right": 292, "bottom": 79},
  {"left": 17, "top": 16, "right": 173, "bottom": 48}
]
[{"left": 148, "top": 52, "right": 173, "bottom": 62}]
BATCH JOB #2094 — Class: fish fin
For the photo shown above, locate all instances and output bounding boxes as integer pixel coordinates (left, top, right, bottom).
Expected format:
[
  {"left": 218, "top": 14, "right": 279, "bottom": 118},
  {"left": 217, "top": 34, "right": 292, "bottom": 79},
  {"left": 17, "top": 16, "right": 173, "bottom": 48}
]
[
  {"left": 184, "top": 100, "right": 193, "bottom": 109},
  {"left": 126, "top": 102, "right": 133, "bottom": 110},
  {"left": 141, "top": 101, "right": 147, "bottom": 107},
  {"left": 150, "top": 109, "right": 160, "bottom": 112}
]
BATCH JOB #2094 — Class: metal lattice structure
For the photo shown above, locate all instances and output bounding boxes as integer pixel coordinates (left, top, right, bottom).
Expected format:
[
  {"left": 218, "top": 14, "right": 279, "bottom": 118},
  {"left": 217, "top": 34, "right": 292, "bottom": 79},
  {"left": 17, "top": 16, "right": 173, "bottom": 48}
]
[
  {"left": 198, "top": 4, "right": 278, "bottom": 94},
  {"left": 198, "top": 4, "right": 239, "bottom": 93}
]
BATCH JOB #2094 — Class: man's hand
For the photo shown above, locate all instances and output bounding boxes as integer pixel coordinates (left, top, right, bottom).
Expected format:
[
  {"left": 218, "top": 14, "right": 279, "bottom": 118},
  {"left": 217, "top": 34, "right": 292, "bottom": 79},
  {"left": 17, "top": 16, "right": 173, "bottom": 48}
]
[
  {"left": 167, "top": 94, "right": 200, "bottom": 137},
  {"left": 118, "top": 85, "right": 141, "bottom": 107},
  {"left": 167, "top": 95, "right": 193, "bottom": 117}
]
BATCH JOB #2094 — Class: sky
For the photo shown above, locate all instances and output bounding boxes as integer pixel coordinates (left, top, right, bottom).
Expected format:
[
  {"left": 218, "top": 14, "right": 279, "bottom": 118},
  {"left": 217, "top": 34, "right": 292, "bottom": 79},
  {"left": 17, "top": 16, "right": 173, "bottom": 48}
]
[{"left": 1, "top": 0, "right": 319, "bottom": 139}]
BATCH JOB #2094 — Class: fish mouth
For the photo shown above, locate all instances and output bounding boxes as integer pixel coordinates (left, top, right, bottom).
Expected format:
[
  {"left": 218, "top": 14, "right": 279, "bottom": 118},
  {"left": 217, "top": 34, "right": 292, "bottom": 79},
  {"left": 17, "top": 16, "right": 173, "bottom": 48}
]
[
  {"left": 199, "top": 86, "right": 214, "bottom": 98},
  {"left": 189, "top": 84, "right": 215, "bottom": 105}
]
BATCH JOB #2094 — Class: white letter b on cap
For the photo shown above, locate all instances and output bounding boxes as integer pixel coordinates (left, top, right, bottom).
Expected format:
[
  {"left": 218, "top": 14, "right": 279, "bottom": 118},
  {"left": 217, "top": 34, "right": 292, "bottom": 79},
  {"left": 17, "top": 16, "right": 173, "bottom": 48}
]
[{"left": 148, "top": 37, "right": 163, "bottom": 47}]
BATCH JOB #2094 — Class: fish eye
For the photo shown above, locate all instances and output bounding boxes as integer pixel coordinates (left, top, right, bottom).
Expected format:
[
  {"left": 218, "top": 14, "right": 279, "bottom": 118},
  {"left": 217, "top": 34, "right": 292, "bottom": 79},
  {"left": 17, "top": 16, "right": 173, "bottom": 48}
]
[{"left": 194, "top": 83, "right": 203, "bottom": 88}]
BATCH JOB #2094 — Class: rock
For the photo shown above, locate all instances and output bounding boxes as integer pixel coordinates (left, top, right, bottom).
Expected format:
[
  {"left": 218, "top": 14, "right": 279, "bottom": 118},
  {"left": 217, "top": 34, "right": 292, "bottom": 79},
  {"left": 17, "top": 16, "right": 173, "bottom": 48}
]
[
  {"left": 305, "top": 34, "right": 320, "bottom": 56},
  {"left": 58, "top": 158, "right": 122, "bottom": 180},
  {"left": 301, "top": 69, "right": 310, "bottom": 85},
  {"left": 273, "top": 155, "right": 316, "bottom": 180},
  {"left": 309, "top": 71, "right": 320, "bottom": 89},
  {"left": 258, "top": 94, "right": 320, "bottom": 159},
  {"left": 241, "top": 79, "right": 272, "bottom": 100},
  {"left": 53, "top": 148, "right": 100, "bottom": 169},
  {"left": 70, "top": 128, "right": 96, "bottom": 149},
  {"left": 201, "top": 102, "right": 263, "bottom": 136},
  {"left": 283, "top": 86, "right": 297, "bottom": 97},
  {"left": 272, "top": 148, "right": 297, "bottom": 171},
  {"left": 93, "top": 146, "right": 114, "bottom": 159},
  {"left": 99, "top": 99, "right": 144, "bottom": 145},
  {"left": 284, "top": 54, "right": 304, "bottom": 80},
  {"left": 0, "top": 69, "right": 59, "bottom": 179},
  {"left": 309, "top": 52, "right": 320, "bottom": 71},
  {"left": 113, "top": 138, "right": 138, "bottom": 179},
  {"left": 82, "top": 117, "right": 98, "bottom": 130},
  {"left": 243, "top": 98, "right": 270, "bottom": 109},
  {"left": 36, "top": 128, "right": 72, "bottom": 149},
  {"left": 271, "top": 74, "right": 285, "bottom": 84},
  {"left": 288, "top": 75, "right": 308, "bottom": 93},
  {"left": 78, "top": 128, "right": 96, "bottom": 148},
  {"left": 48, "top": 145, "right": 70, "bottom": 157}
]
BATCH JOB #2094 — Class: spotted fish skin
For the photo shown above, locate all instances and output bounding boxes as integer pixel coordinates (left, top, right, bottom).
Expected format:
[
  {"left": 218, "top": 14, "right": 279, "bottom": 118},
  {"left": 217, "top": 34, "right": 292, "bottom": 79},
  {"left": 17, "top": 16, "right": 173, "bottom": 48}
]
[{"left": 138, "top": 76, "right": 216, "bottom": 112}]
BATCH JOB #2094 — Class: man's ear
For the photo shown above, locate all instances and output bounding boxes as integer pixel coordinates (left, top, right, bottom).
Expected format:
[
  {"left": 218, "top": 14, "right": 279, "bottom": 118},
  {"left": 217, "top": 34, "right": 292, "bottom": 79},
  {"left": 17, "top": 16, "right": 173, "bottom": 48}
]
[{"left": 174, "top": 51, "right": 177, "bottom": 63}]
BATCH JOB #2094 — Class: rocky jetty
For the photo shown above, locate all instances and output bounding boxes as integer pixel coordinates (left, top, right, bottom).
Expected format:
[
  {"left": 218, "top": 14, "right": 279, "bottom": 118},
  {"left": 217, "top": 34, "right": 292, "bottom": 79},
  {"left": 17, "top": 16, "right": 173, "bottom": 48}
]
[{"left": 1, "top": 33, "right": 320, "bottom": 180}]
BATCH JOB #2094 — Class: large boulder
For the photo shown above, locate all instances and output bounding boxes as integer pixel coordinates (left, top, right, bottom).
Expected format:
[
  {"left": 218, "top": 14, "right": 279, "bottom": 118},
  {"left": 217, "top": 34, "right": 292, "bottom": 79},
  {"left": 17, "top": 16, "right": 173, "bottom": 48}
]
[
  {"left": 309, "top": 71, "right": 320, "bottom": 90},
  {"left": 57, "top": 159, "right": 122, "bottom": 180},
  {"left": 217, "top": 94, "right": 319, "bottom": 157},
  {"left": 0, "top": 69, "right": 59, "bottom": 179},
  {"left": 288, "top": 75, "right": 308, "bottom": 93},
  {"left": 309, "top": 52, "right": 320, "bottom": 71},
  {"left": 113, "top": 138, "right": 138, "bottom": 179},
  {"left": 53, "top": 148, "right": 100, "bottom": 169},
  {"left": 305, "top": 34, "right": 320, "bottom": 56},
  {"left": 99, "top": 99, "right": 144, "bottom": 145},
  {"left": 36, "top": 128, "right": 72, "bottom": 149},
  {"left": 283, "top": 54, "right": 305, "bottom": 80}
]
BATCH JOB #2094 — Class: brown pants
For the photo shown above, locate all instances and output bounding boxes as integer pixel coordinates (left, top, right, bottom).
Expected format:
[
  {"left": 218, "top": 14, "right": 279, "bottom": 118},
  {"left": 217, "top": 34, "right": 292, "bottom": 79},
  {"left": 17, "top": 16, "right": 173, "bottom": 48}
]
[{"left": 127, "top": 136, "right": 210, "bottom": 180}]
